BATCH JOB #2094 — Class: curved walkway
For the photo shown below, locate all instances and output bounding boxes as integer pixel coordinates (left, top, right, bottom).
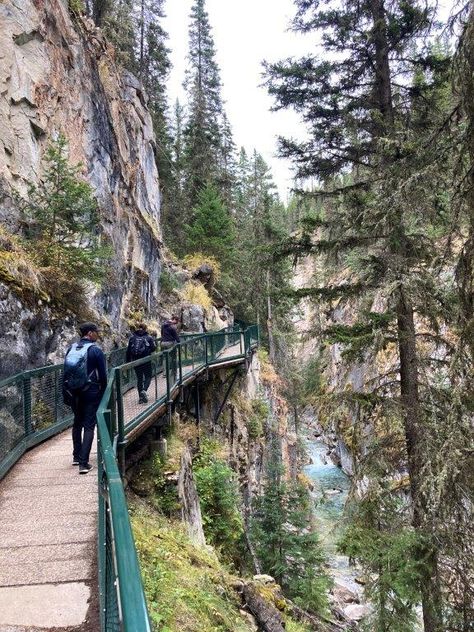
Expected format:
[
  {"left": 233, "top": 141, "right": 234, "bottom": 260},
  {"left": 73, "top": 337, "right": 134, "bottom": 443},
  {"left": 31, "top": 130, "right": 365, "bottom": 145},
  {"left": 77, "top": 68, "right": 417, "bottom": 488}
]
[
  {"left": 0, "top": 432, "right": 98, "bottom": 631},
  {"left": 0, "top": 336, "right": 252, "bottom": 631}
]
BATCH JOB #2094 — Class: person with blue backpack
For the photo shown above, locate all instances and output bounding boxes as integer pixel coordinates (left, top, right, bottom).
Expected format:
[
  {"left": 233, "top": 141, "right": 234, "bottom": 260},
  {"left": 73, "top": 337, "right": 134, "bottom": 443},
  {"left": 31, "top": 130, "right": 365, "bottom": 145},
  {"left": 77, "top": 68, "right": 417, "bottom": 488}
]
[
  {"left": 63, "top": 322, "right": 107, "bottom": 474},
  {"left": 126, "top": 322, "right": 156, "bottom": 404}
]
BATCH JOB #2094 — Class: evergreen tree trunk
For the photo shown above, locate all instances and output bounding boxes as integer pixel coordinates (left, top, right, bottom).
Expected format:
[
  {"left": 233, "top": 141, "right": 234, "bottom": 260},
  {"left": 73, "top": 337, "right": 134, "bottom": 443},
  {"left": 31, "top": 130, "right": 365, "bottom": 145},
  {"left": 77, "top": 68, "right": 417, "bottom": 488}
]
[
  {"left": 370, "top": 5, "right": 442, "bottom": 628},
  {"left": 396, "top": 292, "right": 442, "bottom": 632},
  {"left": 456, "top": 7, "right": 474, "bottom": 363},
  {"left": 370, "top": 0, "right": 394, "bottom": 132},
  {"left": 92, "top": 0, "right": 110, "bottom": 26}
]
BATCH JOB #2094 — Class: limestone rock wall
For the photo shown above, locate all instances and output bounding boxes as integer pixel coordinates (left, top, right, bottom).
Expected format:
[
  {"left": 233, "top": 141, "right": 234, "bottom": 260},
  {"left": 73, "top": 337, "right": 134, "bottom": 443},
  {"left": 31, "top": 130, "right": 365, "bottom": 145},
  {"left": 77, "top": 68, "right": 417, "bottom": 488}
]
[{"left": 0, "top": 0, "right": 164, "bottom": 372}]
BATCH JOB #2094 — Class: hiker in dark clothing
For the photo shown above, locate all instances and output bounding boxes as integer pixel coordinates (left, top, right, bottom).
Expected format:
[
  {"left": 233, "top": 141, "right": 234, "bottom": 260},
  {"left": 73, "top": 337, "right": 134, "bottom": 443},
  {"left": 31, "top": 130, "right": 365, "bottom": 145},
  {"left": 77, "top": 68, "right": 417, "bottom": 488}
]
[
  {"left": 160, "top": 315, "right": 180, "bottom": 349},
  {"left": 63, "top": 322, "right": 107, "bottom": 475},
  {"left": 126, "top": 323, "right": 156, "bottom": 404},
  {"left": 161, "top": 316, "right": 180, "bottom": 382}
]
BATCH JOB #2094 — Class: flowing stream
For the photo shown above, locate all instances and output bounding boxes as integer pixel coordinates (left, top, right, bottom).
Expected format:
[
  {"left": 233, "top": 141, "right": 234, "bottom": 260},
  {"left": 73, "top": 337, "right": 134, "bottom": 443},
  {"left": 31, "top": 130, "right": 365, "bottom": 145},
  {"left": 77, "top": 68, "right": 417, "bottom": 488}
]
[{"left": 304, "top": 438, "right": 363, "bottom": 597}]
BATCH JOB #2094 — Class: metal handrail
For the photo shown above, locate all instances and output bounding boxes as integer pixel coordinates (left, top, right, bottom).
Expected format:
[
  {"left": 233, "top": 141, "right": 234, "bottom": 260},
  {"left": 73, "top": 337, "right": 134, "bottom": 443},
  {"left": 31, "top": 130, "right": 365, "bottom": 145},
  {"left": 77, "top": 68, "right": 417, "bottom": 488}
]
[{"left": 0, "top": 324, "right": 259, "bottom": 631}]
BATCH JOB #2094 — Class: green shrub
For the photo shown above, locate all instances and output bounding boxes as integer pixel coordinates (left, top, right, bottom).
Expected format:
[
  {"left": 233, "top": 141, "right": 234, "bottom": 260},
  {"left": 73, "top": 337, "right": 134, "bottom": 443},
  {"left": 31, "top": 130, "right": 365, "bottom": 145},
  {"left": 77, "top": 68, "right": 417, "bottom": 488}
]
[
  {"left": 194, "top": 447, "right": 243, "bottom": 557},
  {"left": 159, "top": 269, "right": 180, "bottom": 294},
  {"left": 247, "top": 398, "right": 269, "bottom": 440}
]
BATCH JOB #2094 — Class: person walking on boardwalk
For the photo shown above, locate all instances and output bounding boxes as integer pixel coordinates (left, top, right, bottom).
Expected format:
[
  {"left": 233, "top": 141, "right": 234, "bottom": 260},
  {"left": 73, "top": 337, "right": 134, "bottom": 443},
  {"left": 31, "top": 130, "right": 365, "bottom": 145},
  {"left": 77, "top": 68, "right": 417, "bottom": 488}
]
[
  {"left": 160, "top": 315, "right": 180, "bottom": 349},
  {"left": 161, "top": 315, "right": 180, "bottom": 381},
  {"left": 126, "top": 322, "right": 156, "bottom": 404},
  {"left": 62, "top": 322, "right": 107, "bottom": 474}
]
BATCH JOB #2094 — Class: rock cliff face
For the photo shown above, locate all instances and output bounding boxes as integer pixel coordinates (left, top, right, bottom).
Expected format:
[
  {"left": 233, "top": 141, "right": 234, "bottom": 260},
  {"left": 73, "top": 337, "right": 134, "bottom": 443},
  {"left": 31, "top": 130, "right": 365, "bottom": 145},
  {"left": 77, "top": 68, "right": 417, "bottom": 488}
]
[{"left": 0, "top": 0, "right": 163, "bottom": 372}]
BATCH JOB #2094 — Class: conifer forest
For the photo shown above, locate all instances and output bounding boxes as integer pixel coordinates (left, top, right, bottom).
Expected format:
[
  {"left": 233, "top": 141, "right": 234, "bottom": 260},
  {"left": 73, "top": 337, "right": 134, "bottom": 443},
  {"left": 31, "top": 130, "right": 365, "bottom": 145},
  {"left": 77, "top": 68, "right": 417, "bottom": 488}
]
[{"left": 0, "top": 1, "right": 473, "bottom": 631}]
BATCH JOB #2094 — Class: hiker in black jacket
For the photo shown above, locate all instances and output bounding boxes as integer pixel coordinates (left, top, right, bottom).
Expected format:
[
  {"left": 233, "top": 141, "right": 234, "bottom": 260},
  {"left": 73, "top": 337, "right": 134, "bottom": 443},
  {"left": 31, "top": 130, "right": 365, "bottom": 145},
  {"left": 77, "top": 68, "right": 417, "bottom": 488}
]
[
  {"left": 160, "top": 315, "right": 180, "bottom": 382},
  {"left": 126, "top": 323, "right": 156, "bottom": 404},
  {"left": 160, "top": 315, "right": 180, "bottom": 349}
]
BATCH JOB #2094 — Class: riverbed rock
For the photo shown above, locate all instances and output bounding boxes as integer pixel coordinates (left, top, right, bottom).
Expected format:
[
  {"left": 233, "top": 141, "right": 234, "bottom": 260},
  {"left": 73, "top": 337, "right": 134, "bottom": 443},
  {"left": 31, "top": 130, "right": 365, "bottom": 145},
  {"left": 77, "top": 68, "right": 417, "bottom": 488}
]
[
  {"left": 343, "top": 604, "right": 370, "bottom": 621},
  {"left": 331, "top": 579, "right": 360, "bottom": 605},
  {"left": 325, "top": 488, "right": 343, "bottom": 496}
]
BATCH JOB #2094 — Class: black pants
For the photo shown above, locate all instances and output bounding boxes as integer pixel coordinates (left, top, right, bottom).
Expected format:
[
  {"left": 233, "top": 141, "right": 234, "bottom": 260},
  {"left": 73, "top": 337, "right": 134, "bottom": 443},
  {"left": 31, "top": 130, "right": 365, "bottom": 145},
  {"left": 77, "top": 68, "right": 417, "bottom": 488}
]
[
  {"left": 71, "top": 384, "right": 102, "bottom": 467},
  {"left": 135, "top": 362, "right": 152, "bottom": 395},
  {"left": 161, "top": 343, "right": 177, "bottom": 382}
]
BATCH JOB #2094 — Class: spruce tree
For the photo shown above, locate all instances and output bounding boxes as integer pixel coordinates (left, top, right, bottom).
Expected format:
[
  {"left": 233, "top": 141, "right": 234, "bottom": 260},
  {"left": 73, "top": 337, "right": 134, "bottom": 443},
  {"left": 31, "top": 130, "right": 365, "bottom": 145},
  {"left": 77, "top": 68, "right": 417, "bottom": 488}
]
[
  {"left": 233, "top": 150, "right": 293, "bottom": 362},
  {"left": 266, "top": 3, "right": 454, "bottom": 630},
  {"left": 183, "top": 0, "right": 224, "bottom": 209},
  {"left": 184, "top": 182, "right": 235, "bottom": 269},
  {"left": 252, "top": 437, "right": 328, "bottom": 614}
]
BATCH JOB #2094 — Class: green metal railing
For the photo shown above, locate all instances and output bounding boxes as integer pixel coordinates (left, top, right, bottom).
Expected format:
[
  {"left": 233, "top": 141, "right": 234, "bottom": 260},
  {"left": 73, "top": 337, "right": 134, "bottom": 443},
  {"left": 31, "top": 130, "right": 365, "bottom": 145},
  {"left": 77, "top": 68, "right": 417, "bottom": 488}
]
[{"left": 0, "top": 323, "right": 259, "bottom": 631}]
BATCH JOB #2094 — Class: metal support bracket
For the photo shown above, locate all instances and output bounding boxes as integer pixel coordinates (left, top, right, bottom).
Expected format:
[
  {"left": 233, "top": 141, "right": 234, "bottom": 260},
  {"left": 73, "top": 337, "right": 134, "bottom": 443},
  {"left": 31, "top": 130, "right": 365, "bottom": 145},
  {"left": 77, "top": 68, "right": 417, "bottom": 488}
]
[{"left": 213, "top": 369, "right": 240, "bottom": 425}]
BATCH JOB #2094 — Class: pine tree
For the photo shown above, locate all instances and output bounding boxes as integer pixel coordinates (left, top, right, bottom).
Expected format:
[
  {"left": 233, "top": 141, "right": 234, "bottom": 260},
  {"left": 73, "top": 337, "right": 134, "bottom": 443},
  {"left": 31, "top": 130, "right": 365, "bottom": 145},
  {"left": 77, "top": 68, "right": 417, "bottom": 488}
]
[
  {"left": 183, "top": 0, "right": 224, "bottom": 209},
  {"left": 163, "top": 99, "right": 186, "bottom": 249},
  {"left": 24, "top": 134, "right": 107, "bottom": 282},
  {"left": 266, "top": 3, "right": 454, "bottom": 630},
  {"left": 185, "top": 182, "right": 235, "bottom": 269},
  {"left": 21, "top": 134, "right": 110, "bottom": 313},
  {"left": 216, "top": 112, "right": 237, "bottom": 212},
  {"left": 233, "top": 150, "right": 293, "bottom": 362},
  {"left": 252, "top": 437, "right": 328, "bottom": 614}
]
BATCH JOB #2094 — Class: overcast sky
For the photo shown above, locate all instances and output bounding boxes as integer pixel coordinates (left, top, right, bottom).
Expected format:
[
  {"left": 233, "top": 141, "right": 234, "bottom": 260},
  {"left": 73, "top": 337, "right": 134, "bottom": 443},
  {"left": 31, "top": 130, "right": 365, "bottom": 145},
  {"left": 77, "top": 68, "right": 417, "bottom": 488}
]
[{"left": 163, "top": 0, "right": 313, "bottom": 201}]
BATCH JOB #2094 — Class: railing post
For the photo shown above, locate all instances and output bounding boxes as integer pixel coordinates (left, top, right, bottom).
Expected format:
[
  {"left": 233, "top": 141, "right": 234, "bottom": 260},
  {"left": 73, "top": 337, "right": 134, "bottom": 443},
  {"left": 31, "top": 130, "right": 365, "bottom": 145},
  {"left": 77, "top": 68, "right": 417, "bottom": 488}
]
[
  {"left": 22, "top": 375, "right": 33, "bottom": 436},
  {"left": 165, "top": 351, "right": 173, "bottom": 424},
  {"left": 97, "top": 439, "right": 106, "bottom": 632},
  {"left": 178, "top": 344, "right": 183, "bottom": 385},
  {"left": 205, "top": 335, "right": 208, "bottom": 367},
  {"left": 114, "top": 368, "right": 126, "bottom": 474}
]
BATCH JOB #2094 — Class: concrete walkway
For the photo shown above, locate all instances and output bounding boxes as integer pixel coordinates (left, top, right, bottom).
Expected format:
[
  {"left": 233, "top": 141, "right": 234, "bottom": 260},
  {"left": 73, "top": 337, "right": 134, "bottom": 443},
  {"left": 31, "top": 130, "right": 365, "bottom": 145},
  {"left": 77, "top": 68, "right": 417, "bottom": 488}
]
[
  {"left": 0, "top": 432, "right": 98, "bottom": 631},
  {"left": 0, "top": 338, "right": 247, "bottom": 631}
]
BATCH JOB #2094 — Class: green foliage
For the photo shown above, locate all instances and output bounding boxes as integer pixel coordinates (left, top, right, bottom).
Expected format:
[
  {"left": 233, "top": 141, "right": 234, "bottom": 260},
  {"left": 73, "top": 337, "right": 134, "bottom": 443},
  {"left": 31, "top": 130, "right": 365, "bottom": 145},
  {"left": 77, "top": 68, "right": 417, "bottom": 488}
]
[
  {"left": 285, "top": 619, "right": 311, "bottom": 632},
  {"left": 185, "top": 183, "right": 235, "bottom": 270},
  {"left": 252, "top": 445, "right": 329, "bottom": 615},
  {"left": 232, "top": 149, "right": 295, "bottom": 363},
  {"left": 193, "top": 439, "right": 243, "bottom": 558},
  {"left": 23, "top": 134, "right": 109, "bottom": 285},
  {"left": 325, "top": 312, "right": 395, "bottom": 361},
  {"left": 246, "top": 398, "right": 269, "bottom": 440},
  {"left": 302, "top": 354, "right": 323, "bottom": 403},
  {"left": 68, "top": 0, "right": 85, "bottom": 14},
  {"left": 339, "top": 489, "right": 428, "bottom": 632},
  {"left": 132, "top": 506, "right": 255, "bottom": 632},
  {"left": 32, "top": 399, "right": 54, "bottom": 431},
  {"left": 159, "top": 269, "right": 180, "bottom": 294}
]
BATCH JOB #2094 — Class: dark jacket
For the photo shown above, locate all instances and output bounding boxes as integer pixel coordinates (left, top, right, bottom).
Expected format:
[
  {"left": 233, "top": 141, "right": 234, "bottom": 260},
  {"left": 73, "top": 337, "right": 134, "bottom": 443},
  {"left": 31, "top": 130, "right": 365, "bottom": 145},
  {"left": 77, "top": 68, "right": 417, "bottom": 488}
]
[
  {"left": 126, "top": 329, "right": 157, "bottom": 362},
  {"left": 161, "top": 320, "right": 180, "bottom": 343},
  {"left": 66, "top": 338, "right": 107, "bottom": 394}
]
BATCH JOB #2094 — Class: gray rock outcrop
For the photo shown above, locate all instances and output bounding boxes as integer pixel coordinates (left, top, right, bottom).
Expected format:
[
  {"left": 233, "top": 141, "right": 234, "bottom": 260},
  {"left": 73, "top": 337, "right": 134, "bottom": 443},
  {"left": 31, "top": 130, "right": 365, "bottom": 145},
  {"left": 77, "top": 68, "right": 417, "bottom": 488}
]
[{"left": 0, "top": 0, "right": 164, "bottom": 373}]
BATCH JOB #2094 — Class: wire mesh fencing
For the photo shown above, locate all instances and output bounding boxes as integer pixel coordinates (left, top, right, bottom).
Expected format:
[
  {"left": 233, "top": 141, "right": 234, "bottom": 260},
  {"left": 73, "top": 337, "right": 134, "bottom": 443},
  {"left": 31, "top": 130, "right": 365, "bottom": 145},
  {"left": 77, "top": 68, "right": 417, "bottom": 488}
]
[{"left": 0, "top": 376, "right": 25, "bottom": 466}]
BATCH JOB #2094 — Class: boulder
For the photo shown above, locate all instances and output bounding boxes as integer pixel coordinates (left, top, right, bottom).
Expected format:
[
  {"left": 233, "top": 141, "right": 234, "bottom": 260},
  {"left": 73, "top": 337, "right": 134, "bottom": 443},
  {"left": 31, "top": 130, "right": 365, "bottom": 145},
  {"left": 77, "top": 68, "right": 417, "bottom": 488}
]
[
  {"left": 252, "top": 575, "right": 276, "bottom": 585},
  {"left": 331, "top": 579, "right": 360, "bottom": 605},
  {"left": 193, "top": 263, "right": 215, "bottom": 289},
  {"left": 343, "top": 604, "right": 370, "bottom": 621}
]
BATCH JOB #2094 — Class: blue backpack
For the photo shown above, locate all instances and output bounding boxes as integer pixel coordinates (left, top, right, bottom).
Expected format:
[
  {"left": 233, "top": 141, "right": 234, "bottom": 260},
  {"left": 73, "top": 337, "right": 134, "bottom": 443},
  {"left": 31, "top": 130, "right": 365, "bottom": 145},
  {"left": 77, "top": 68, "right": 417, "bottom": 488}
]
[{"left": 63, "top": 342, "right": 95, "bottom": 392}]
